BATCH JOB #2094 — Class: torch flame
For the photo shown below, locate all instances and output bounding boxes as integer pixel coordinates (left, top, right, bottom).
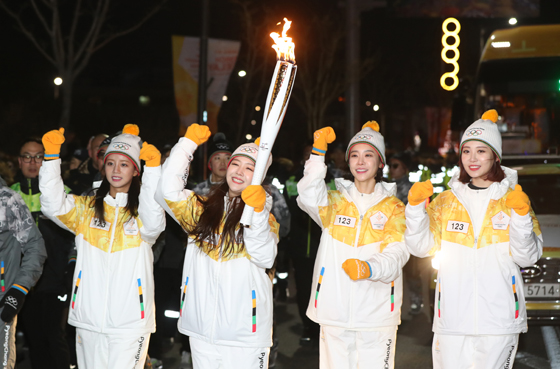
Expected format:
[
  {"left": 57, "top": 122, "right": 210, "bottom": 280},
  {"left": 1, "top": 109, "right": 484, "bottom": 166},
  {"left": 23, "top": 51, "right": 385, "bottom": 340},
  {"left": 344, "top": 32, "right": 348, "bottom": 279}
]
[{"left": 270, "top": 18, "right": 295, "bottom": 63}]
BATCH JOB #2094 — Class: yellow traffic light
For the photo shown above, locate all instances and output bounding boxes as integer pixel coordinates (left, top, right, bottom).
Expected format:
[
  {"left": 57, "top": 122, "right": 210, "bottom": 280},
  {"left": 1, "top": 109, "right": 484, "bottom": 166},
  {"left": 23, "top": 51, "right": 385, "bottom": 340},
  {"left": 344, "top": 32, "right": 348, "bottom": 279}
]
[{"left": 440, "top": 17, "right": 460, "bottom": 91}]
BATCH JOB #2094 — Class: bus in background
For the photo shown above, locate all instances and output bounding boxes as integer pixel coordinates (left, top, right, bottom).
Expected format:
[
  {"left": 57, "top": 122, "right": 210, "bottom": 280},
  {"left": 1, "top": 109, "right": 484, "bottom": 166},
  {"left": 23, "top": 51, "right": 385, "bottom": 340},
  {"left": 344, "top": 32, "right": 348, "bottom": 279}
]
[{"left": 474, "top": 24, "right": 560, "bottom": 155}]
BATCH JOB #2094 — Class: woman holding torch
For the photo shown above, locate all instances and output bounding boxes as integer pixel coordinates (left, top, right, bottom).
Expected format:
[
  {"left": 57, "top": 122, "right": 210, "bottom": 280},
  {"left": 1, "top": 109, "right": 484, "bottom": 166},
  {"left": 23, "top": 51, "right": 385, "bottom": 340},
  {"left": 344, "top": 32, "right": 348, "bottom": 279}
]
[
  {"left": 296, "top": 122, "right": 409, "bottom": 369},
  {"left": 156, "top": 124, "right": 279, "bottom": 369},
  {"left": 405, "top": 110, "right": 542, "bottom": 368}
]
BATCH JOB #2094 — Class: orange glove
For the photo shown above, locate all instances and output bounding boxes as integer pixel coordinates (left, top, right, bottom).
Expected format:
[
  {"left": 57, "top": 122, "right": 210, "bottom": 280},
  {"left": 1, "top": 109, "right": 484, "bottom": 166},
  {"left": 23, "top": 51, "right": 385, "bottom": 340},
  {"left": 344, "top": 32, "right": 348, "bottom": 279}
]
[
  {"left": 185, "top": 124, "right": 211, "bottom": 146},
  {"left": 42, "top": 128, "right": 65, "bottom": 159},
  {"left": 312, "top": 127, "right": 336, "bottom": 156},
  {"left": 342, "top": 259, "right": 371, "bottom": 281},
  {"left": 241, "top": 185, "right": 266, "bottom": 213},
  {"left": 506, "top": 184, "right": 531, "bottom": 216},
  {"left": 140, "top": 142, "right": 161, "bottom": 167},
  {"left": 408, "top": 180, "right": 433, "bottom": 206}
]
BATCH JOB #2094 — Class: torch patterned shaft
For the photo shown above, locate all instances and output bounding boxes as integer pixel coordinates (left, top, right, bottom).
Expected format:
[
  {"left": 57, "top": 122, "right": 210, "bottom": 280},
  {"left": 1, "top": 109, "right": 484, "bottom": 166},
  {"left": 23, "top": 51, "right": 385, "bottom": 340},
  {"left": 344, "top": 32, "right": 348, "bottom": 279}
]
[{"left": 240, "top": 60, "right": 297, "bottom": 227}]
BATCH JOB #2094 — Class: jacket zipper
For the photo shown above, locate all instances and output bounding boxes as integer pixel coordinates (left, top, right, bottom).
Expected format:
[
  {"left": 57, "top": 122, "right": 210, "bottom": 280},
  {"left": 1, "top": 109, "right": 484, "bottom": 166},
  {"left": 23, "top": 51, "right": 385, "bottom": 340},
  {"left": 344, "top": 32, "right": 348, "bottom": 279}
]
[
  {"left": 349, "top": 213, "right": 363, "bottom": 328},
  {"left": 451, "top": 189, "right": 492, "bottom": 335},
  {"left": 210, "top": 242, "right": 223, "bottom": 342},
  {"left": 101, "top": 202, "right": 120, "bottom": 332}
]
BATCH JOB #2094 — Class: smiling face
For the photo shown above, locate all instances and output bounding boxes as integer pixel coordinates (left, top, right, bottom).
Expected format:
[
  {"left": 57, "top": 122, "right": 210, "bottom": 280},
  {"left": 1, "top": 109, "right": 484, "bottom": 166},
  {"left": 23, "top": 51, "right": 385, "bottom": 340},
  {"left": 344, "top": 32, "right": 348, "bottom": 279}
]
[
  {"left": 209, "top": 152, "right": 231, "bottom": 183},
  {"left": 104, "top": 154, "right": 139, "bottom": 197},
  {"left": 226, "top": 156, "right": 255, "bottom": 197},
  {"left": 461, "top": 141, "right": 498, "bottom": 186},
  {"left": 348, "top": 143, "right": 382, "bottom": 193}
]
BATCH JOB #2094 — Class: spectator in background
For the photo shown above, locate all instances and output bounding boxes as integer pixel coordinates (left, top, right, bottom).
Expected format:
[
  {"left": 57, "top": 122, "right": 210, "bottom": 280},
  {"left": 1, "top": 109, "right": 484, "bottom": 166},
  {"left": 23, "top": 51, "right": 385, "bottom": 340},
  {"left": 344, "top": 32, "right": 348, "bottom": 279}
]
[
  {"left": 65, "top": 133, "right": 108, "bottom": 195},
  {"left": 389, "top": 151, "right": 424, "bottom": 315},
  {"left": 192, "top": 133, "right": 234, "bottom": 195},
  {"left": 69, "top": 148, "right": 88, "bottom": 171},
  {"left": 11, "top": 137, "right": 74, "bottom": 369},
  {"left": 0, "top": 174, "right": 47, "bottom": 369}
]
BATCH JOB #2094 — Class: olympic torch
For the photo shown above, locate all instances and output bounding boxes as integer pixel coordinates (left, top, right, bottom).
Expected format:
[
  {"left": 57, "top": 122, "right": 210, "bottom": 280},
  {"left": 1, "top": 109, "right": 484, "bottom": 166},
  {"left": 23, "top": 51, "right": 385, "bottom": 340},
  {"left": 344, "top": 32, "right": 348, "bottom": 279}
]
[{"left": 240, "top": 18, "right": 297, "bottom": 227}]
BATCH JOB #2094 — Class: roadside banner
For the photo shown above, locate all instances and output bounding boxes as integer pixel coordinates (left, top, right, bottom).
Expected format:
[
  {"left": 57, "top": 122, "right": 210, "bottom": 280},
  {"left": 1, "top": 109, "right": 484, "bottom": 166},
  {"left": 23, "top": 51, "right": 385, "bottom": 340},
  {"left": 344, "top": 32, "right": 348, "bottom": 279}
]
[{"left": 172, "top": 35, "right": 241, "bottom": 135}]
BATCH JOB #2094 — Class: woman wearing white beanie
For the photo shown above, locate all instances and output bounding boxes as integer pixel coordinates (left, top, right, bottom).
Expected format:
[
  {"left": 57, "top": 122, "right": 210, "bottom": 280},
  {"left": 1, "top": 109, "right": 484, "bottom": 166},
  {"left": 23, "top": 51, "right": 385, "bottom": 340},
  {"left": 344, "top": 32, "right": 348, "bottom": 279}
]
[
  {"left": 39, "top": 124, "right": 166, "bottom": 368},
  {"left": 156, "top": 124, "right": 278, "bottom": 369},
  {"left": 405, "top": 110, "right": 543, "bottom": 369},
  {"left": 296, "top": 122, "right": 409, "bottom": 369}
]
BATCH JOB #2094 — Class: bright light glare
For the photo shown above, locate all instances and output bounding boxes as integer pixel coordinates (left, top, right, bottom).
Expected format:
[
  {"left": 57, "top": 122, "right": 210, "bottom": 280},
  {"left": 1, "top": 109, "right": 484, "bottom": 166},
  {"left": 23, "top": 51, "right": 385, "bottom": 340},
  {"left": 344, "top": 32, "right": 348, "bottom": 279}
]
[
  {"left": 491, "top": 35, "right": 495, "bottom": 40},
  {"left": 373, "top": 104, "right": 380, "bottom": 112},
  {"left": 238, "top": 70, "right": 247, "bottom": 77},
  {"left": 222, "top": 95, "right": 228, "bottom": 101},
  {"left": 432, "top": 251, "right": 441, "bottom": 270},
  {"left": 246, "top": 134, "right": 252, "bottom": 140},
  {"left": 509, "top": 18, "right": 517, "bottom": 25},
  {"left": 272, "top": 177, "right": 285, "bottom": 194},
  {"left": 277, "top": 272, "right": 288, "bottom": 279},
  {"left": 164, "top": 310, "right": 180, "bottom": 318},
  {"left": 255, "top": 106, "right": 261, "bottom": 111},
  {"left": 54, "top": 77, "right": 63, "bottom": 85},
  {"left": 365, "top": 101, "right": 371, "bottom": 106},
  {"left": 251, "top": 120, "right": 256, "bottom": 125},
  {"left": 491, "top": 41, "right": 511, "bottom": 48}
]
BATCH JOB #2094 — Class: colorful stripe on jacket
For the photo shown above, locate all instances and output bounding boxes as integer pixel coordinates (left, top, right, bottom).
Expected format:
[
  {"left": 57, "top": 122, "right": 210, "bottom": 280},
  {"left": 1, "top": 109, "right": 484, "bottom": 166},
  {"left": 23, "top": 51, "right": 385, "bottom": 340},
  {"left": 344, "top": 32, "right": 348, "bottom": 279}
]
[
  {"left": 72, "top": 270, "right": 82, "bottom": 309},
  {"left": 180, "top": 277, "right": 189, "bottom": 316},
  {"left": 512, "top": 276, "right": 519, "bottom": 319},
  {"left": 138, "top": 278, "right": 145, "bottom": 319},
  {"left": 315, "top": 267, "right": 325, "bottom": 308},
  {"left": 390, "top": 281, "right": 395, "bottom": 312},
  {"left": 1, "top": 261, "right": 4, "bottom": 292},
  {"left": 252, "top": 290, "right": 257, "bottom": 333}
]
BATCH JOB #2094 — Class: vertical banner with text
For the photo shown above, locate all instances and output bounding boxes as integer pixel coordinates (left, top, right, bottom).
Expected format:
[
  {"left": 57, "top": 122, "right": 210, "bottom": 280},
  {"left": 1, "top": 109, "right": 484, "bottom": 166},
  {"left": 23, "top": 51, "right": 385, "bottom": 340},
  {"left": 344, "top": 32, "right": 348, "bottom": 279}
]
[{"left": 172, "top": 35, "right": 241, "bottom": 135}]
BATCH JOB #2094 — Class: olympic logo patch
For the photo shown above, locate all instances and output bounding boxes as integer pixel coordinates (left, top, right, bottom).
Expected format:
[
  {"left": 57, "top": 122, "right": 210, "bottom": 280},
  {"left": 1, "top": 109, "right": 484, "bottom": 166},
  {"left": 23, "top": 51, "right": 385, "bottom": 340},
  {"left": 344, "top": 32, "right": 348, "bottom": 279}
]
[
  {"left": 112, "top": 142, "right": 131, "bottom": 150},
  {"left": 355, "top": 134, "right": 373, "bottom": 140},
  {"left": 238, "top": 146, "right": 258, "bottom": 153},
  {"left": 216, "top": 143, "right": 230, "bottom": 150},
  {"left": 466, "top": 129, "right": 483, "bottom": 137}
]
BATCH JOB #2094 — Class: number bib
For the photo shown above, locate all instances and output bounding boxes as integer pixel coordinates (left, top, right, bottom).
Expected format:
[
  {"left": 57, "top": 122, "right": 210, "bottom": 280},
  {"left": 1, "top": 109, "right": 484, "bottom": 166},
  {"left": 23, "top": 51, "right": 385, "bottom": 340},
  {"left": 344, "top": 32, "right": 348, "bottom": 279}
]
[
  {"left": 90, "top": 218, "right": 111, "bottom": 231},
  {"left": 446, "top": 220, "right": 469, "bottom": 234},
  {"left": 335, "top": 215, "right": 356, "bottom": 228}
]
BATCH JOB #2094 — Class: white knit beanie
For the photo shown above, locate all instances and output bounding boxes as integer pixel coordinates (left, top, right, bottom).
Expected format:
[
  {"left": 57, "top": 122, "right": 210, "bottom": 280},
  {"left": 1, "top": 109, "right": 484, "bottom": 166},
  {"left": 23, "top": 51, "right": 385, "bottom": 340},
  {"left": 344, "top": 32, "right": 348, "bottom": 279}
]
[
  {"left": 104, "top": 124, "right": 142, "bottom": 171},
  {"left": 227, "top": 138, "right": 273, "bottom": 180},
  {"left": 345, "top": 121, "right": 386, "bottom": 167},
  {"left": 460, "top": 109, "right": 502, "bottom": 162}
]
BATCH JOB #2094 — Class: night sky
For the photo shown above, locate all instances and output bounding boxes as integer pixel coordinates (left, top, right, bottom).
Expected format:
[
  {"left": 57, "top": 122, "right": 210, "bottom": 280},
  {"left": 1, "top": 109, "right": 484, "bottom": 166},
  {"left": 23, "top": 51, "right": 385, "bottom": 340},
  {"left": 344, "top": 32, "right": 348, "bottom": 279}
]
[{"left": 1, "top": 0, "right": 559, "bottom": 160}]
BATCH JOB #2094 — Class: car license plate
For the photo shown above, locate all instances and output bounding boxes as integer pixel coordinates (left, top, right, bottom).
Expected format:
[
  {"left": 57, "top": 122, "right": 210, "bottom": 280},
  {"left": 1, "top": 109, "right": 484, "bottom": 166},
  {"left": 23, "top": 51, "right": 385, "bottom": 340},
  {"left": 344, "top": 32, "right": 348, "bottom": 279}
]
[{"left": 524, "top": 283, "right": 560, "bottom": 298}]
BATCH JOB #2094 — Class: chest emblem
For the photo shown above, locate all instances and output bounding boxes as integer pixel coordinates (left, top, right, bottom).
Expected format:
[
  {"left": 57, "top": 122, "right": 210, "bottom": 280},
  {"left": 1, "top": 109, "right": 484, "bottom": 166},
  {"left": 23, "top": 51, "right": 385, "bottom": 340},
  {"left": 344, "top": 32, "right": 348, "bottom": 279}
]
[
  {"left": 491, "top": 211, "right": 510, "bottom": 230},
  {"left": 370, "top": 211, "right": 388, "bottom": 230}
]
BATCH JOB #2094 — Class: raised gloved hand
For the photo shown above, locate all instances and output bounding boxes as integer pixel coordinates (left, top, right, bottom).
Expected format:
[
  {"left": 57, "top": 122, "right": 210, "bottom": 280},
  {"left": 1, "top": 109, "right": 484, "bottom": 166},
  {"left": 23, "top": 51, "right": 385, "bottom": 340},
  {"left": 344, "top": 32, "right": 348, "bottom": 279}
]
[
  {"left": 42, "top": 128, "right": 65, "bottom": 160},
  {"left": 342, "top": 259, "right": 371, "bottom": 281},
  {"left": 241, "top": 185, "right": 266, "bottom": 213},
  {"left": 0, "top": 285, "right": 28, "bottom": 323},
  {"left": 408, "top": 180, "right": 434, "bottom": 206},
  {"left": 506, "top": 184, "right": 531, "bottom": 216},
  {"left": 140, "top": 142, "right": 161, "bottom": 167},
  {"left": 312, "top": 127, "right": 336, "bottom": 156},
  {"left": 185, "top": 124, "right": 211, "bottom": 146}
]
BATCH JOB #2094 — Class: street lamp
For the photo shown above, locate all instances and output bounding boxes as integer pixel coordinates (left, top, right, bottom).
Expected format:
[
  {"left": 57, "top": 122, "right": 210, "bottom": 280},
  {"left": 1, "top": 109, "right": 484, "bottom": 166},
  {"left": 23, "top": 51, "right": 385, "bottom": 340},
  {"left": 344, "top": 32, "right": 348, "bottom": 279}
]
[
  {"left": 509, "top": 18, "right": 517, "bottom": 25},
  {"left": 238, "top": 70, "right": 247, "bottom": 77},
  {"left": 53, "top": 77, "right": 63, "bottom": 99}
]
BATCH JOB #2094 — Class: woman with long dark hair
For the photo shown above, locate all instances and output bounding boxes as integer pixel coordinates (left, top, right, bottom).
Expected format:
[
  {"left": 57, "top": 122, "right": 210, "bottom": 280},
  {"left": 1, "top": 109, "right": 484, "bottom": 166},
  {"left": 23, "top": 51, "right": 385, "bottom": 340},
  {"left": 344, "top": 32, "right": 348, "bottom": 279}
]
[
  {"left": 39, "top": 124, "right": 165, "bottom": 369},
  {"left": 157, "top": 124, "right": 279, "bottom": 369},
  {"left": 296, "top": 122, "right": 409, "bottom": 369},
  {"left": 405, "top": 110, "right": 543, "bottom": 369}
]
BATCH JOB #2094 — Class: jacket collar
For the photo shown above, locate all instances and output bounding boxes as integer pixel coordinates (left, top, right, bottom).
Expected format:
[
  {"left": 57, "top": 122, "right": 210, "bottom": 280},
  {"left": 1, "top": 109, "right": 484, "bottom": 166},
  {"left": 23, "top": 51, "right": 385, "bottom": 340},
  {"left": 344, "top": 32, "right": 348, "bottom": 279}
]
[
  {"left": 104, "top": 191, "right": 129, "bottom": 207},
  {"left": 449, "top": 166, "right": 517, "bottom": 202},
  {"left": 335, "top": 178, "right": 397, "bottom": 204}
]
